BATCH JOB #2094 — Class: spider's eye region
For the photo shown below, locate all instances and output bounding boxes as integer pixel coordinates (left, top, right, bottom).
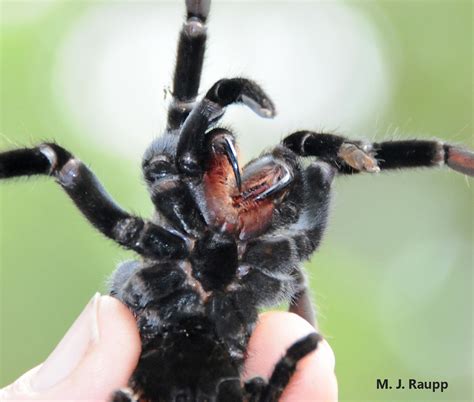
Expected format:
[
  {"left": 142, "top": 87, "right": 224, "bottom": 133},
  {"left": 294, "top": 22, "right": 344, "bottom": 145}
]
[
  {"left": 144, "top": 158, "right": 177, "bottom": 182},
  {"left": 179, "top": 153, "right": 201, "bottom": 177}
]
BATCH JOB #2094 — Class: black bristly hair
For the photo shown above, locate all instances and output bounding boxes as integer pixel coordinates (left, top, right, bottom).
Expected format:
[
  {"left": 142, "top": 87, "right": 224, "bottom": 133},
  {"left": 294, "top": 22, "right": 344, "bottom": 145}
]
[{"left": 1, "top": 0, "right": 473, "bottom": 401}]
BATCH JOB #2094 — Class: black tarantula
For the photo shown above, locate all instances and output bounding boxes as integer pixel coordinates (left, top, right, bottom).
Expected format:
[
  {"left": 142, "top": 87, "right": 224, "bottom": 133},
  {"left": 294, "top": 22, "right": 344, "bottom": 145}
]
[{"left": 1, "top": 1, "right": 473, "bottom": 401}]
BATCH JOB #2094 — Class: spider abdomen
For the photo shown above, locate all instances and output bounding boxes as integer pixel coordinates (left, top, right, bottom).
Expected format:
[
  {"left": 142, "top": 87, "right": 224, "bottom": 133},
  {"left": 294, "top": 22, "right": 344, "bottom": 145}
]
[
  {"left": 111, "top": 259, "right": 254, "bottom": 401},
  {"left": 130, "top": 315, "right": 243, "bottom": 401}
]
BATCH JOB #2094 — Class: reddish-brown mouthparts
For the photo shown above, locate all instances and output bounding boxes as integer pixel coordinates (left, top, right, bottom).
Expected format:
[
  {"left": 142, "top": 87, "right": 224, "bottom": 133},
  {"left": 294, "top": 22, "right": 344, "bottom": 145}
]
[{"left": 203, "top": 151, "right": 292, "bottom": 240}]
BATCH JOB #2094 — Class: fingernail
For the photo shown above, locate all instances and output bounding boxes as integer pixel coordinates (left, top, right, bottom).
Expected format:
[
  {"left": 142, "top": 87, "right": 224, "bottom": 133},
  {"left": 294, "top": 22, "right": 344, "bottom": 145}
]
[{"left": 30, "top": 292, "right": 101, "bottom": 391}]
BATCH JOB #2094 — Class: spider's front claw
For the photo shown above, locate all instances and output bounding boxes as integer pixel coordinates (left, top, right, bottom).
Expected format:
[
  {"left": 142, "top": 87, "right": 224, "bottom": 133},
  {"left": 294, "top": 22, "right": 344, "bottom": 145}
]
[
  {"left": 338, "top": 143, "right": 380, "bottom": 173},
  {"left": 445, "top": 145, "right": 474, "bottom": 176},
  {"left": 207, "top": 78, "right": 276, "bottom": 118},
  {"left": 209, "top": 128, "right": 242, "bottom": 190},
  {"left": 222, "top": 137, "right": 242, "bottom": 190},
  {"left": 253, "top": 163, "right": 293, "bottom": 201}
]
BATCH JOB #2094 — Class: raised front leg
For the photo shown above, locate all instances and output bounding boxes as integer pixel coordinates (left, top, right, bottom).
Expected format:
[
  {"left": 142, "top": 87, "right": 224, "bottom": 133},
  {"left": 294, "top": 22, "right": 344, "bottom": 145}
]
[
  {"left": 0, "top": 144, "right": 188, "bottom": 259},
  {"left": 283, "top": 131, "right": 474, "bottom": 176},
  {"left": 167, "top": 0, "right": 211, "bottom": 130}
]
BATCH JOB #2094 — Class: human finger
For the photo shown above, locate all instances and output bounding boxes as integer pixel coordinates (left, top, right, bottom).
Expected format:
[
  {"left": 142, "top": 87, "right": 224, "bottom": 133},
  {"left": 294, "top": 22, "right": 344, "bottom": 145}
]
[{"left": 1, "top": 294, "right": 141, "bottom": 401}]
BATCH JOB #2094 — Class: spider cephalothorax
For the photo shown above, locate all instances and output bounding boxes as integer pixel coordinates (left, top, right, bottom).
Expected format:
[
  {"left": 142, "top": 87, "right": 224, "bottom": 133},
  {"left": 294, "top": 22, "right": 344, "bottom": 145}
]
[{"left": 1, "top": 0, "right": 473, "bottom": 401}]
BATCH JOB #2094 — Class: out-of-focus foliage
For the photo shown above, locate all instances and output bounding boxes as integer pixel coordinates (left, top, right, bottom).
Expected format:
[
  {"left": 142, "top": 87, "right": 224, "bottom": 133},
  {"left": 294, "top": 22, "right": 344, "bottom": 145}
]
[{"left": 1, "top": 1, "right": 472, "bottom": 401}]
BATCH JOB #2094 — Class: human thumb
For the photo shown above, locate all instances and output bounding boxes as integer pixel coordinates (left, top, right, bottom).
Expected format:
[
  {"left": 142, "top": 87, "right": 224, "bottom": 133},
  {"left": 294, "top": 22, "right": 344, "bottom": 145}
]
[{"left": 1, "top": 294, "right": 141, "bottom": 401}]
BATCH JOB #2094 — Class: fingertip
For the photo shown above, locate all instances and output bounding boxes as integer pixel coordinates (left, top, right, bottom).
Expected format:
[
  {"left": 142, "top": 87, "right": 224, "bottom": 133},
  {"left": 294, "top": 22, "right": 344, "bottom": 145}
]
[
  {"left": 99, "top": 295, "right": 142, "bottom": 357},
  {"left": 62, "top": 295, "right": 141, "bottom": 399},
  {"left": 1, "top": 295, "right": 141, "bottom": 401},
  {"left": 44, "top": 295, "right": 141, "bottom": 400}
]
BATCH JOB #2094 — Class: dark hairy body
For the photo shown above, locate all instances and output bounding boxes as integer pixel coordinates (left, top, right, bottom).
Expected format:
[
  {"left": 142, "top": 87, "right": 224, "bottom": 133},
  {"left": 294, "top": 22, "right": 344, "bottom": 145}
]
[{"left": 1, "top": 1, "right": 473, "bottom": 401}]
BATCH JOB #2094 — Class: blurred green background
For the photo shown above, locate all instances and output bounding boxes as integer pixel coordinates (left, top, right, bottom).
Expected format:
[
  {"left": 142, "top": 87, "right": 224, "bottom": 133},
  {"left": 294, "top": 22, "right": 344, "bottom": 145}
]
[{"left": 0, "top": 1, "right": 472, "bottom": 401}]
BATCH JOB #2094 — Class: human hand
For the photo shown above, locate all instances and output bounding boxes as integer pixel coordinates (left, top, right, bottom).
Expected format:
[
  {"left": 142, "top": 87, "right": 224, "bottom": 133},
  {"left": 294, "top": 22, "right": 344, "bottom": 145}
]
[{"left": 1, "top": 294, "right": 337, "bottom": 401}]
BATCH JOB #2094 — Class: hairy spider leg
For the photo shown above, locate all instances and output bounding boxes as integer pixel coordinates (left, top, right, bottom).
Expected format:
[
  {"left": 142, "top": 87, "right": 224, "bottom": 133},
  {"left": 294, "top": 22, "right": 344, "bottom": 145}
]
[
  {"left": 244, "top": 333, "right": 321, "bottom": 402},
  {"left": 289, "top": 275, "right": 317, "bottom": 328},
  {"left": 176, "top": 78, "right": 276, "bottom": 177},
  {"left": 283, "top": 131, "right": 474, "bottom": 176},
  {"left": 0, "top": 144, "right": 189, "bottom": 259},
  {"left": 239, "top": 236, "right": 315, "bottom": 325},
  {"left": 167, "top": 0, "right": 211, "bottom": 130},
  {"left": 238, "top": 161, "right": 335, "bottom": 326},
  {"left": 285, "top": 162, "right": 336, "bottom": 326}
]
